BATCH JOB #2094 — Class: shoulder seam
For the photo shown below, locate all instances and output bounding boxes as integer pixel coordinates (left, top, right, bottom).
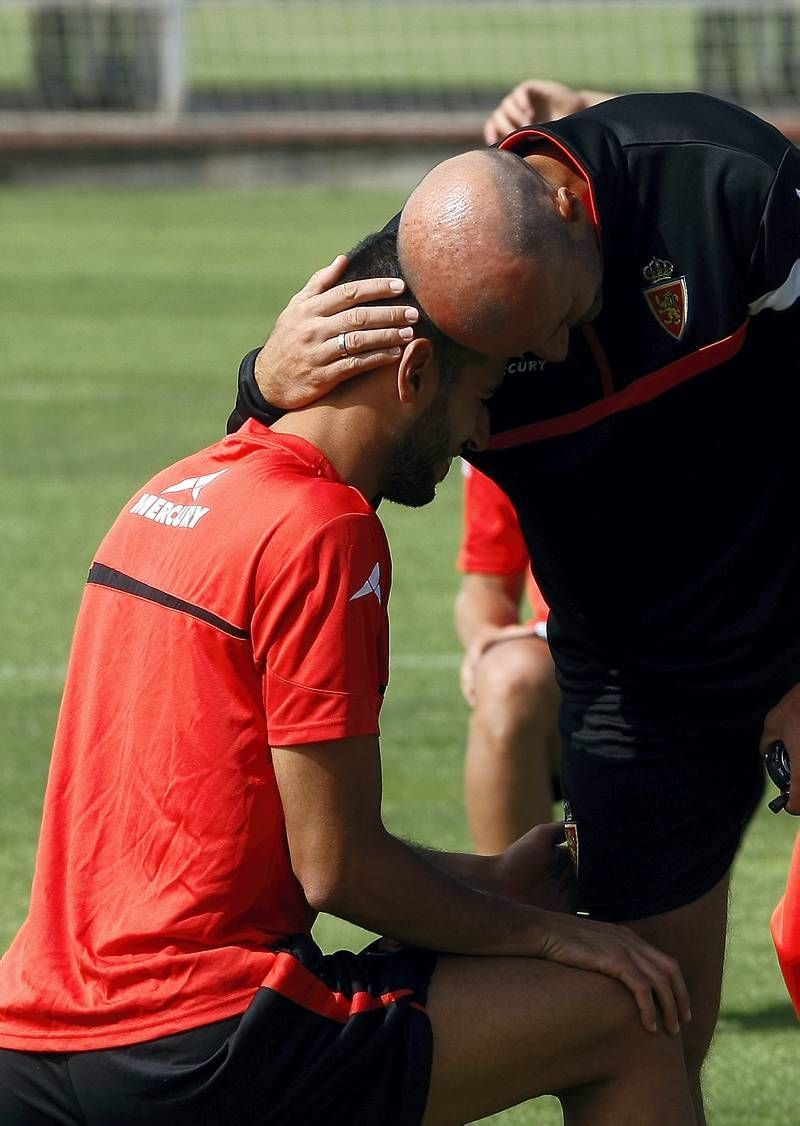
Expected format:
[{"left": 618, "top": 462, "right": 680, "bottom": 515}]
[
  {"left": 620, "top": 138, "right": 784, "bottom": 173},
  {"left": 747, "top": 146, "right": 793, "bottom": 281}
]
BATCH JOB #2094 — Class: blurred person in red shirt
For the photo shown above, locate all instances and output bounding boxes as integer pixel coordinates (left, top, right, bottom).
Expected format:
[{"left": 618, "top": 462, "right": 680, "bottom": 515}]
[
  {"left": 772, "top": 834, "right": 800, "bottom": 1018},
  {"left": 455, "top": 464, "right": 560, "bottom": 852}
]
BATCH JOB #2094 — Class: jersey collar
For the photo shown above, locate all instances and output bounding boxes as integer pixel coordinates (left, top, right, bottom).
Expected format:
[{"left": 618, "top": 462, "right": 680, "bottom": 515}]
[
  {"left": 235, "top": 419, "right": 383, "bottom": 509},
  {"left": 497, "top": 113, "right": 631, "bottom": 276},
  {"left": 236, "top": 419, "right": 345, "bottom": 483},
  {"left": 498, "top": 127, "right": 602, "bottom": 230}
]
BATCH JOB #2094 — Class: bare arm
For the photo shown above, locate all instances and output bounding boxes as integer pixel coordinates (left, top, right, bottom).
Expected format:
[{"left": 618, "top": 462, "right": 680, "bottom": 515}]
[
  {"left": 274, "top": 735, "right": 537, "bottom": 955},
  {"left": 410, "top": 821, "right": 579, "bottom": 916},
  {"left": 484, "top": 79, "right": 615, "bottom": 145},
  {"left": 272, "top": 734, "right": 691, "bottom": 1033},
  {"left": 455, "top": 571, "right": 525, "bottom": 649}
]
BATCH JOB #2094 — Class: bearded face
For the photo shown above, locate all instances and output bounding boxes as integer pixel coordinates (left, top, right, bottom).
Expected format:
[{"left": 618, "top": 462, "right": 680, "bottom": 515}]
[{"left": 383, "top": 387, "right": 454, "bottom": 509}]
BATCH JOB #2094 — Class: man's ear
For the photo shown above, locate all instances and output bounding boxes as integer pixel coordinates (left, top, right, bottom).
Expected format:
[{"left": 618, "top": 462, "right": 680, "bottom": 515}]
[
  {"left": 396, "top": 337, "right": 439, "bottom": 409},
  {"left": 554, "top": 185, "right": 579, "bottom": 223}
]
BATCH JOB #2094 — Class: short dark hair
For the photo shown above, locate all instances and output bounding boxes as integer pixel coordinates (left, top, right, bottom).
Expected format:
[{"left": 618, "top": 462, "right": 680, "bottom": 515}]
[{"left": 340, "top": 229, "right": 480, "bottom": 385}]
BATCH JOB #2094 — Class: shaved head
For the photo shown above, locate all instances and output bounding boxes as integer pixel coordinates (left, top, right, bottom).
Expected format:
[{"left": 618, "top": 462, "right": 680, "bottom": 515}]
[
  {"left": 398, "top": 147, "right": 602, "bottom": 360},
  {"left": 398, "top": 150, "right": 562, "bottom": 350}
]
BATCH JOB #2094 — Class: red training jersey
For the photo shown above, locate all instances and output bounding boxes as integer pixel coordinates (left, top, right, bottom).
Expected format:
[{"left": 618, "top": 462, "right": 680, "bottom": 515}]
[
  {"left": 457, "top": 462, "right": 549, "bottom": 628},
  {"left": 772, "top": 833, "right": 800, "bottom": 1019},
  {"left": 0, "top": 421, "right": 390, "bottom": 1051}
]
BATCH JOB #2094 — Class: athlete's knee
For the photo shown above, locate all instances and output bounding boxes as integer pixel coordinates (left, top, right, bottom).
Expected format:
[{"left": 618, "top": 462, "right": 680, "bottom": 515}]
[
  {"left": 625, "top": 880, "right": 728, "bottom": 1083},
  {"left": 595, "top": 976, "right": 648, "bottom": 1042},
  {"left": 474, "top": 643, "right": 556, "bottom": 732},
  {"left": 679, "top": 993, "right": 721, "bottom": 1081},
  {"left": 568, "top": 972, "right": 667, "bottom": 1072},
  {"left": 558, "top": 1026, "right": 690, "bottom": 1124}
]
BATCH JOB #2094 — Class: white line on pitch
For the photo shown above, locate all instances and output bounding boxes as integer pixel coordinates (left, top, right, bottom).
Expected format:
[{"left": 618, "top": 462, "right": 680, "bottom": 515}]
[
  {"left": 391, "top": 653, "right": 461, "bottom": 670},
  {"left": 0, "top": 662, "right": 67, "bottom": 686},
  {"left": 0, "top": 653, "right": 462, "bottom": 688}
]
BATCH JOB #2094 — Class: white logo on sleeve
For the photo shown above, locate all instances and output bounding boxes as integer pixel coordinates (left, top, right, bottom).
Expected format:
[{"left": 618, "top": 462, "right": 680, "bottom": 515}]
[
  {"left": 349, "top": 562, "right": 382, "bottom": 605},
  {"left": 162, "top": 469, "right": 229, "bottom": 502},
  {"left": 128, "top": 468, "right": 228, "bottom": 530}
]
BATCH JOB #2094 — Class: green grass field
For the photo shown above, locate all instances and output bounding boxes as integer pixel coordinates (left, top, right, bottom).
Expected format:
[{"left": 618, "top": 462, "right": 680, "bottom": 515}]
[
  {"left": 0, "top": 183, "right": 797, "bottom": 1123},
  {"left": 0, "top": 3, "right": 698, "bottom": 93}
]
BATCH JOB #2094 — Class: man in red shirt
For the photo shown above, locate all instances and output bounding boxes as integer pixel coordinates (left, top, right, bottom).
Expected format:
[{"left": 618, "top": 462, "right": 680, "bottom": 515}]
[
  {"left": 456, "top": 464, "right": 560, "bottom": 850},
  {"left": 0, "top": 231, "right": 692, "bottom": 1125},
  {"left": 772, "top": 834, "right": 800, "bottom": 1017}
]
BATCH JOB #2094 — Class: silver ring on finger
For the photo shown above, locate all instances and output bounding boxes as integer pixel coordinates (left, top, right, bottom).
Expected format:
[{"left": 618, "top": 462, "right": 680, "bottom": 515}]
[{"left": 336, "top": 331, "right": 350, "bottom": 356}]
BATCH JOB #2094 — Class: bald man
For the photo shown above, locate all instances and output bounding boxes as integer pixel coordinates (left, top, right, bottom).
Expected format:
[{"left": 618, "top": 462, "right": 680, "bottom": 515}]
[
  {"left": 230, "top": 92, "right": 800, "bottom": 1121},
  {"left": 397, "top": 146, "right": 602, "bottom": 362}
]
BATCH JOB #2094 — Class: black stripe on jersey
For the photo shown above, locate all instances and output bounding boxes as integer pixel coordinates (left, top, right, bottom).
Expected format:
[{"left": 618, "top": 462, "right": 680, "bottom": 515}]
[{"left": 87, "top": 563, "right": 250, "bottom": 641}]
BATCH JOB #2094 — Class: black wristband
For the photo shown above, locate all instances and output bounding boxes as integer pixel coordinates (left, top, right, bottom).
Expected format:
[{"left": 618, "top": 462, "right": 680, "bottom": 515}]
[{"left": 225, "top": 347, "right": 288, "bottom": 434}]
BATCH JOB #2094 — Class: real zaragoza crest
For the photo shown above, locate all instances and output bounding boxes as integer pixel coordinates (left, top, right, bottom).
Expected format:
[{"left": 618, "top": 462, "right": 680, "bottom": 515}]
[{"left": 642, "top": 257, "right": 688, "bottom": 340}]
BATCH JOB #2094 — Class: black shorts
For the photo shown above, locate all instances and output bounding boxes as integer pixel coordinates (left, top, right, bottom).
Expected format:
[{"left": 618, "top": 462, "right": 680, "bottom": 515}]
[
  {"left": 0, "top": 935, "right": 437, "bottom": 1126},
  {"left": 561, "top": 702, "right": 766, "bottom": 921}
]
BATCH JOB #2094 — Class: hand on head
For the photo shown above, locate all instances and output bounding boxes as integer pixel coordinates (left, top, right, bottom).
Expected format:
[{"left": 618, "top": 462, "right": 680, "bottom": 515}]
[{"left": 254, "top": 254, "right": 419, "bottom": 410}]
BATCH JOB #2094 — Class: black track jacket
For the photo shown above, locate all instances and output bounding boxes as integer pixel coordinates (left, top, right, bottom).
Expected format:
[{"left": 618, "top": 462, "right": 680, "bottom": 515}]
[{"left": 235, "top": 94, "right": 800, "bottom": 726}]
